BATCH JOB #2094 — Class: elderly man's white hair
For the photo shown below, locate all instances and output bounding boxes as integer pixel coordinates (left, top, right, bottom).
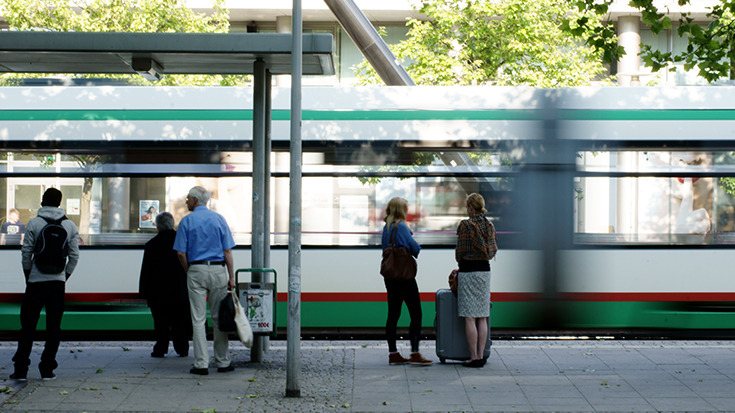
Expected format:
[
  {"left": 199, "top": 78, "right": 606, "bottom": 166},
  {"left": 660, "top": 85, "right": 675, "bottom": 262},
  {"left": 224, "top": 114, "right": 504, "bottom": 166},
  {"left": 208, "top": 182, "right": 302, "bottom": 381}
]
[{"left": 188, "top": 186, "right": 210, "bottom": 206}]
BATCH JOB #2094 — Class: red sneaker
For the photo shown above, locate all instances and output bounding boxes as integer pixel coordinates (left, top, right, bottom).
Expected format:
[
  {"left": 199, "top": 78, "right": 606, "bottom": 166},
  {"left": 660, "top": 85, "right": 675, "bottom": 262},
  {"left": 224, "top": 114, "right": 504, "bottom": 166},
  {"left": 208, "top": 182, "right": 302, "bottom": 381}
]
[
  {"left": 388, "top": 352, "right": 409, "bottom": 365},
  {"left": 409, "top": 353, "right": 432, "bottom": 366}
]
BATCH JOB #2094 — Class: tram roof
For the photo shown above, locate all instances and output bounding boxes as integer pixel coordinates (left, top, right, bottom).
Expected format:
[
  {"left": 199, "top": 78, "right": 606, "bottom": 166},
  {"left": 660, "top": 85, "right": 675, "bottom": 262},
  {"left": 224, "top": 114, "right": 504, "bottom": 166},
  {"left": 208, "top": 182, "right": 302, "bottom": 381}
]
[{"left": 0, "top": 31, "right": 335, "bottom": 77}]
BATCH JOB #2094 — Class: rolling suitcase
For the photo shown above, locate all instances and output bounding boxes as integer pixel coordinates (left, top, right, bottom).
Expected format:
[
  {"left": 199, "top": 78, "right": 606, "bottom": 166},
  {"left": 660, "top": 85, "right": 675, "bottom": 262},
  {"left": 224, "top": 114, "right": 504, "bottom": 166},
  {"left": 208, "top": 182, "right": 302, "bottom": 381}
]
[{"left": 435, "top": 288, "right": 491, "bottom": 364}]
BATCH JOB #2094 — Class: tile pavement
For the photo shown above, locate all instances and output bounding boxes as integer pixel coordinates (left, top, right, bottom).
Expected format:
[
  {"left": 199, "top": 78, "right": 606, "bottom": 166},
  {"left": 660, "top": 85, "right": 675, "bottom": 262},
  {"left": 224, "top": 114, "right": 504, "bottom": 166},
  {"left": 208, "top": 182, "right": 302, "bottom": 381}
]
[{"left": 2, "top": 340, "right": 735, "bottom": 411}]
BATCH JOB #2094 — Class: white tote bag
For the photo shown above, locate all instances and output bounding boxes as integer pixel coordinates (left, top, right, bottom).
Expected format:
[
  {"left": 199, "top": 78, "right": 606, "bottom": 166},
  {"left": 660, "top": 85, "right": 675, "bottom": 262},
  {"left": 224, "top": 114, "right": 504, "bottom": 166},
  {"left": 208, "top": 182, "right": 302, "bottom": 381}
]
[{"left": 232, "top": 292, "right": 253, "bottom": 347}]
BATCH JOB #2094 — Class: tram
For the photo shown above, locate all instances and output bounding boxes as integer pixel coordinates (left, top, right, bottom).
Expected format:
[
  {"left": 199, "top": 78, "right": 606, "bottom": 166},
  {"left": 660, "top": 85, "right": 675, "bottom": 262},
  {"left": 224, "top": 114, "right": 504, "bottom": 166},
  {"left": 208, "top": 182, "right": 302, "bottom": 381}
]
[{"left": 1, "top": 85, "right": 734, "bottom": 336}]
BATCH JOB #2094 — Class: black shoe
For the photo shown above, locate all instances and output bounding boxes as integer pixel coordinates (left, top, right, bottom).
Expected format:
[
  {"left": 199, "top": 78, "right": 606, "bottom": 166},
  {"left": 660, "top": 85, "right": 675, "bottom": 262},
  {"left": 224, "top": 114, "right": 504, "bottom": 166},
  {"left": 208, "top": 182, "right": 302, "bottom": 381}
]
[
  {"left": 217, "top": 364, "right": 235, "bottom": 373},
  {"left": 481, "top": 358, "right": 487, "bottom": 367},
  {"left": 461, "top": 359, "right": 484, "bottom": 368},
  {"left": 39, "top": 366, "right": 57, "bottom": 380},
  {"left": 151, "top": 352, "right": 165, "bottom": 358},
  {"left": 10, "top": 372, "right": 27, "bottom": 382},
  {"left": 189, "top": 367, "right": 209, "bottom": 375},
  {"left": 174, "top": 344, "right": 189, "bottom": 356}
]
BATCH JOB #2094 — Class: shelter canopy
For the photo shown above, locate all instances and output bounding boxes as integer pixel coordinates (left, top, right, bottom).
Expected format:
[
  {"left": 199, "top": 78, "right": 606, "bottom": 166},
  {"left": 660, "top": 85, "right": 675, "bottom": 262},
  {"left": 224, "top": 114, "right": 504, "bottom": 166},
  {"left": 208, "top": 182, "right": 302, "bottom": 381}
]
[{"left": 0, "top": 31, "right": 334, "bottom": 76}]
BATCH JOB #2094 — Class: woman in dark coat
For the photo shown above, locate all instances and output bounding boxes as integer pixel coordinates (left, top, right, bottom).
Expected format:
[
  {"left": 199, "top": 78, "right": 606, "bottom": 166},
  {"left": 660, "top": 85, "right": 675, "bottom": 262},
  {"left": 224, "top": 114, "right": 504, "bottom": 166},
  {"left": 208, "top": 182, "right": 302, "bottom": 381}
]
[{"left": 139, "top": 212, "right": 191, "bottom": 357}]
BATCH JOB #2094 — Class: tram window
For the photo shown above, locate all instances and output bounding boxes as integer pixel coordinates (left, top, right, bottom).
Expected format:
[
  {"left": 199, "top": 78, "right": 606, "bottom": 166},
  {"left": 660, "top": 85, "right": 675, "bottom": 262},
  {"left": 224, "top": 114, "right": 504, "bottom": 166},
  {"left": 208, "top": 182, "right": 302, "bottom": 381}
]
[
  {"left": 0, "top": 174, "right": 512, "bottom": 247},
  {"left": 575, "top": 151, "right": 735, "bottom": 245},
  {"left": 0, "top": 148, "right": 513, "bottom": 247}
]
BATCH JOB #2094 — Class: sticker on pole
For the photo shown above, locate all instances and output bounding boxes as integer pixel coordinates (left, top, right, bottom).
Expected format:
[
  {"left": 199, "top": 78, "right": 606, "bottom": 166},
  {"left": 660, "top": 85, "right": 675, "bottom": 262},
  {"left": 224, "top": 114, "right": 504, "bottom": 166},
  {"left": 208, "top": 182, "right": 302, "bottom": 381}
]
[{"left": 245, "top": 285, "right": 273, "bottom": 333}]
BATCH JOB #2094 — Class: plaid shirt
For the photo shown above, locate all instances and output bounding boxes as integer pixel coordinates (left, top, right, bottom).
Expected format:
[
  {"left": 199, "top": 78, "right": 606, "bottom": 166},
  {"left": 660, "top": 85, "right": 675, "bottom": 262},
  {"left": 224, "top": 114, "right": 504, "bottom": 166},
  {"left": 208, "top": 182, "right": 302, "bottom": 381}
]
[{"left": 455, "top": 213, "right": 498, "bottom": 262}]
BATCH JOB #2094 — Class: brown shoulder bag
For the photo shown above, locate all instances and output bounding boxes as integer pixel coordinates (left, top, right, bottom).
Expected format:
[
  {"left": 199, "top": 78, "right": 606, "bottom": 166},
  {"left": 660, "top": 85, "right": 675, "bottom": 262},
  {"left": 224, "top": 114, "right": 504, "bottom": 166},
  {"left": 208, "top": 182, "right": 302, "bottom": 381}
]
[{"left": 380, "top": 225, "right": 417, "bottom": 281}]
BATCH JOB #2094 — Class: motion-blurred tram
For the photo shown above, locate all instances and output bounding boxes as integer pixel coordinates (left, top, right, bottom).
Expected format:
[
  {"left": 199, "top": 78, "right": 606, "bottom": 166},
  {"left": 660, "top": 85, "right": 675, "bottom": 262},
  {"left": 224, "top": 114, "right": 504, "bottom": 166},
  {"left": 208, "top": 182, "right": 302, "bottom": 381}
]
[{"left": 1, "top": 85, "right": 735, "bottom": 337}]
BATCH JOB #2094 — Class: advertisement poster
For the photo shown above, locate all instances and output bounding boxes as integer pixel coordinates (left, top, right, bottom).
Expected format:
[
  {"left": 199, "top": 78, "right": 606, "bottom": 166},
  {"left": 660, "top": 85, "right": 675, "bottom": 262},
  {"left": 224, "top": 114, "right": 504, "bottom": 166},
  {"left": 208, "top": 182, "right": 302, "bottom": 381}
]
[
  {"left": 66, "top": 199, "right": 80, "bottom": 215},
  {"left": 244, "top": 287, "right": 273, "bottom": 333},
  {"left": 139, "top": 200, "right": 159, "bottom": 229}
]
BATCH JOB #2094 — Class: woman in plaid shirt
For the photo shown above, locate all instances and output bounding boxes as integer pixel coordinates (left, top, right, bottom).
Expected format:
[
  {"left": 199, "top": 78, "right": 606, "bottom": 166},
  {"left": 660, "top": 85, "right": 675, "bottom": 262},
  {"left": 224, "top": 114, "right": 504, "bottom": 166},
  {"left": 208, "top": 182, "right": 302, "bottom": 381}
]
[{"left": 455, "top": 193, "right": 498, "bottom": 368}]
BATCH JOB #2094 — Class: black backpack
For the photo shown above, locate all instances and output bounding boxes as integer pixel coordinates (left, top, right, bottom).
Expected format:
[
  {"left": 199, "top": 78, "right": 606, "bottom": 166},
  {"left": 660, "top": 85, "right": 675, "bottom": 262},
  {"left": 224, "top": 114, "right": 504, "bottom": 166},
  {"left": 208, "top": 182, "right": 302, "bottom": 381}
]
[{"left": 34, "top": 216, "right": 69, "bottom": 274}]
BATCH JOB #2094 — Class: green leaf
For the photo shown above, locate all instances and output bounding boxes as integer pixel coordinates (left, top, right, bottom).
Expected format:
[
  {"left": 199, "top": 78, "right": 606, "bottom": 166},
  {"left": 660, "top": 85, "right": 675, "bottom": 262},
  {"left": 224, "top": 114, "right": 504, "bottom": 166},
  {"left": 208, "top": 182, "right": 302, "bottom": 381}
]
[{"left": 356, "top": 0, "right": 611, "bottom": 87}]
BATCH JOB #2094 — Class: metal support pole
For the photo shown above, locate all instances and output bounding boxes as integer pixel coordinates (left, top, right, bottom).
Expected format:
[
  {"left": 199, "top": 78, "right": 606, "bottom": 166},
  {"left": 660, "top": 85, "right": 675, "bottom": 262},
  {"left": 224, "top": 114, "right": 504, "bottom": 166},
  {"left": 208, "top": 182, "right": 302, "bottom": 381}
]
[
  {"left": 263, "top": 70, "right": 272, "bottom": 353},
  {"left": 264, "top": 70, "right": 272, "bottom": 270},
  {"left": 251, "top": 58, "right": 266, "bottom": 363},
  {"left": 286, "top": 0, "right": 302, "bottom": 398},
  {"left": 323, "top": 0, "right": 414, "bottom": 86}
]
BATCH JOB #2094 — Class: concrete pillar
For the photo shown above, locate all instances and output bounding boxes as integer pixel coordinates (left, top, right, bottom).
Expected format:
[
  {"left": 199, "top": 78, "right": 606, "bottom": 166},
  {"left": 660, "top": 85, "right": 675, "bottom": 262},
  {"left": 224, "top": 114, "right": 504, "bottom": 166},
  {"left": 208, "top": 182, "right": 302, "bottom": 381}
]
[
  {"left": 615, "top": 17, "right": 641, "bottom": 235},
  {"left": 617, "top": 16, "right": 641, "bottom": 87},
  {"left": 107, "top": 177, "right": 130, "bottom": 231},
  {"left": 274, "top": 153, "right": 290, "bottom": 235},
  {"left": 276, "top": 16, "right": 292, "bottom": 87},
  {"left": 616, "top": 152, "right": 638, "bottom": 237},
  {"left": 274, "top": 16, "right": 292, "bottom": 235}
]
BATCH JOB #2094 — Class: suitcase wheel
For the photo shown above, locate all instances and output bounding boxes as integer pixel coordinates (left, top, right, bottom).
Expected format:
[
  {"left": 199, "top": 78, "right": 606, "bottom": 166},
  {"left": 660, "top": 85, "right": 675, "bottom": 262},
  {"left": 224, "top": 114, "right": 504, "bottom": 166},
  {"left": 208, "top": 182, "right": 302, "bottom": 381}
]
[{"left": 440, "top": 357, "right": 446, "bottom": 364}]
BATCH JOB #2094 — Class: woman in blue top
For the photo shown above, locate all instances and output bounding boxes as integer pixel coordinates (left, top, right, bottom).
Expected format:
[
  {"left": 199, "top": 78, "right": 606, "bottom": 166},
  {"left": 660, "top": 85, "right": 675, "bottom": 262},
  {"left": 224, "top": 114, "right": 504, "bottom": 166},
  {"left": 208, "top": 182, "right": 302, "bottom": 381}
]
[{"left": 381, "top": 197, "right": 431, "bottom": 366}]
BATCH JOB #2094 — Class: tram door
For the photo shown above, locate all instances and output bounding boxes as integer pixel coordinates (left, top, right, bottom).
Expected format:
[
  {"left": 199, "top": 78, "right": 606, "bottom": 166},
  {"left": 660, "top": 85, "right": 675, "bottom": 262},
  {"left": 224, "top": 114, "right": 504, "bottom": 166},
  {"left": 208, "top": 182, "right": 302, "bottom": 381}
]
[{"left": 8, "top": 178, "right": 84, "bottom": 230}]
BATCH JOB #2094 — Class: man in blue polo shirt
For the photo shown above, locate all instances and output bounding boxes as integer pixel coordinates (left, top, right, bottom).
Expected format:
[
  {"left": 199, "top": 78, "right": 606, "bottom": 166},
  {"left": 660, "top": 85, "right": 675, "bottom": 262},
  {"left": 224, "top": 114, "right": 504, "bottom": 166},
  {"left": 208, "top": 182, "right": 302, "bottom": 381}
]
[{"left": 174, "top": 186, "right": 236, "bottom": 375}]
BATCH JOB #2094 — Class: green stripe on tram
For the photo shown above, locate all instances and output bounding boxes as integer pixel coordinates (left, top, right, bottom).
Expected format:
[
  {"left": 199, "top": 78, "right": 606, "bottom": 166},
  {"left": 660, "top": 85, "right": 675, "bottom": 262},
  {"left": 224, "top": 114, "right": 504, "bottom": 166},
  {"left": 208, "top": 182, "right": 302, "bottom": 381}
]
[
  {"left": 4, "top": 301, "right": 735, "bottom": 331},
  {"left": 1, "top": 109, "right": 735, "bottom": 122},
  {"left": 0, "top": 109, "right": 539, "bottom": 121},
  {"left": 559, "top": 109, "right": 735, "bottom": 121}
]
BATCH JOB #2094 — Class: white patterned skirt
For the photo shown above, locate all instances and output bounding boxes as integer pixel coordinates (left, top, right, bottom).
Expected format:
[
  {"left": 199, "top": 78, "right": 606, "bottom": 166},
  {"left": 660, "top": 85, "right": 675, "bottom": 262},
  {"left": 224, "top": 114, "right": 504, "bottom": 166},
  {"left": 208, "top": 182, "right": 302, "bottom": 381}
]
[{"left": 457, "top": 270, "right": 491, "bottom": 318}]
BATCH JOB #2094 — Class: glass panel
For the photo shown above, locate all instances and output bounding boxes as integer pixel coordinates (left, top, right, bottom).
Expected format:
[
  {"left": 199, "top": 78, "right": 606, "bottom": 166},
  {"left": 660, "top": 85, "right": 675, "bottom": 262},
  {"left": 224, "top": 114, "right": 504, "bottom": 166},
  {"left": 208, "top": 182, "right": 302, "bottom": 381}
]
[
  {"left": 0, "top": 147, "right": 515, "bottom": 246},
  {"left": 60, "top": 184, "right": 83, "bottom": 230},
  {"left": 575, "top": 150, "right": 735, "bottom": 245}
]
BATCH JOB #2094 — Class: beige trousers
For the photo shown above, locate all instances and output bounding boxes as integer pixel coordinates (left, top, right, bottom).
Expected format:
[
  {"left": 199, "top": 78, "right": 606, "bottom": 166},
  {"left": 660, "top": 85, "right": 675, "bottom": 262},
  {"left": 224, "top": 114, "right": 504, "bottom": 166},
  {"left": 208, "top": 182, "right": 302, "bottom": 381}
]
[{"left": 187, "top": 264, "right": 230, "bottom": 369}]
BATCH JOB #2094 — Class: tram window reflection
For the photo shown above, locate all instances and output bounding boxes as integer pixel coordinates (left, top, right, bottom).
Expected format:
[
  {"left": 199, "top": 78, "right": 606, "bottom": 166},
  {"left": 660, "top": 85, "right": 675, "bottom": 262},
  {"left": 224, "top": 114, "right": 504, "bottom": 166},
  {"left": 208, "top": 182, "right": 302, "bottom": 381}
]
[
  {"left": 575, "top": 150, "right": 735, "bottom": 245},
  {"left": 0, "top": 148, "right": 512, "bottom": 247}
]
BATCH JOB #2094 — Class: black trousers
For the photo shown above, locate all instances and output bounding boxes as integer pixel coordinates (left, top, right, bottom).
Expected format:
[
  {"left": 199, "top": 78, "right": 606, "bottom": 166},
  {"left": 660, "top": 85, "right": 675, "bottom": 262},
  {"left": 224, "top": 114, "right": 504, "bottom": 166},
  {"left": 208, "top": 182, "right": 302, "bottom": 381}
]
[
  {"left": 149, "top": 301, "right": 191, "bottom": 356},
  {"left": 13, "top": 281, "right": 65, "bottom": 375},
  {"left": 384, "top": 278, "right": 422, "bottom": 353}
]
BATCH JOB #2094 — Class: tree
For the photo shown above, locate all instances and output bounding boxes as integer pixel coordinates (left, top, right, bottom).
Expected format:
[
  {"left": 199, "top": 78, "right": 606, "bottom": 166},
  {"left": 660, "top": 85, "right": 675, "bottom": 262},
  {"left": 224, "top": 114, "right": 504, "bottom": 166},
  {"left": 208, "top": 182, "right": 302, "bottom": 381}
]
[
  {"left": 564, "top": 0, "right": 735, "bottom": 83},
  {"left": 0, "top": 0, "right": 244, "bottom": 237},
  {"left": 355, "top": 0, "right": 612, "bottom": 87}
]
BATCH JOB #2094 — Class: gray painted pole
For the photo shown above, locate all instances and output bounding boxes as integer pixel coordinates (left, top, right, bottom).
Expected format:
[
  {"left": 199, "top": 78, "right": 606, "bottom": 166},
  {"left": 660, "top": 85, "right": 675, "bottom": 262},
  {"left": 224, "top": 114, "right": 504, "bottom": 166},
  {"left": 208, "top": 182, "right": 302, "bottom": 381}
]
[
  {"left": 264, "top": 71, "right": 272, "bottom": 271},
  {"left": 263, "top": 71, "right": 272, "bottom": 353},
  {"left": 286, "top": 0, "right": 302, "bottom": 398},
  {"left": 324, "top": 0, "right": 414, "bottom": 86},
  {"left": 251, "top": 58, "right": 266, "bottom": 363}
]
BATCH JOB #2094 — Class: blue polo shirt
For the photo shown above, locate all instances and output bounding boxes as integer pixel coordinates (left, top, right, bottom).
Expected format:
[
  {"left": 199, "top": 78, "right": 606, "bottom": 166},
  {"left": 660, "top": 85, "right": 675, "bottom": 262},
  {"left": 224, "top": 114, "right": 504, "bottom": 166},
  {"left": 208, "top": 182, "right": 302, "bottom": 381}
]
[{"left": 173, "top": 205, "right": 236, "bottom": 262}]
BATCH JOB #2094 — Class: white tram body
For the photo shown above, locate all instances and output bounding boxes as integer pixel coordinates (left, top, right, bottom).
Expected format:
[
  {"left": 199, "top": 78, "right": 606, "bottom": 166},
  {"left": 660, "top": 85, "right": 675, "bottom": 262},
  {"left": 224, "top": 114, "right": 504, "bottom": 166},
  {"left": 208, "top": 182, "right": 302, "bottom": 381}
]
[{"left": 0, "top": 85, "right": 733, "bottom": 331}]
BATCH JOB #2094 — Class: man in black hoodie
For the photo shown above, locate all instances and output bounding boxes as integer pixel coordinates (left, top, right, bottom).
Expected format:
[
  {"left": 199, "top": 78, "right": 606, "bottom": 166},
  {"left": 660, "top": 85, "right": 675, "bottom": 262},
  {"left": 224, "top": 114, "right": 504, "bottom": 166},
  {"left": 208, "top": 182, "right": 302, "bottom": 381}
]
[{"left": 139, "top": 211, "right": 190, "bottom": 358}]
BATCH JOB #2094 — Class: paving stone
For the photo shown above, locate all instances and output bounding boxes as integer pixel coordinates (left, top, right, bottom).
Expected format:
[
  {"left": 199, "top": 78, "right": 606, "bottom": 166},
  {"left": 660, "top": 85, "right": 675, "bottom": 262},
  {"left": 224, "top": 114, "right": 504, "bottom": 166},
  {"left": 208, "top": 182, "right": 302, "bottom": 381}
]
[{"left": 4, "top": 340, "right": 735, "bottom": 412}]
